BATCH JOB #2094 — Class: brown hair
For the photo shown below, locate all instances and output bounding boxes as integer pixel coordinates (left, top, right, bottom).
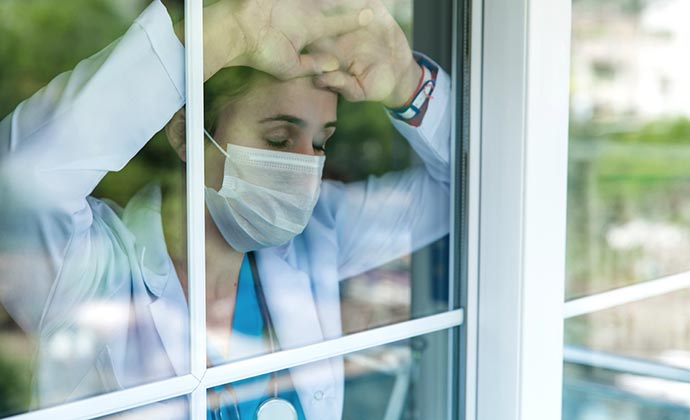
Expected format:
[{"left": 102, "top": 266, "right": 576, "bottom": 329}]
[{"left": 203, "top": 66, "right": 265, "bottom": 133}]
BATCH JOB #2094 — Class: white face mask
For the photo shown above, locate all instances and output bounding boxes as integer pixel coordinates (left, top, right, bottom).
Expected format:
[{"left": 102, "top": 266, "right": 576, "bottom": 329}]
[{"left": 204, "top": 130, "right": 325, "bottom": 252}]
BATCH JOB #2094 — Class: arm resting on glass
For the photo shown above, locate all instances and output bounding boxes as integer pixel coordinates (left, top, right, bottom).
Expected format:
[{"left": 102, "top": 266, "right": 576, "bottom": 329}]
[
  {"left": 332, "top": 63, "right": 452, "bottom": 280},
  {"left": 0, "top": 0, "right": 184, "bottom": 333}
]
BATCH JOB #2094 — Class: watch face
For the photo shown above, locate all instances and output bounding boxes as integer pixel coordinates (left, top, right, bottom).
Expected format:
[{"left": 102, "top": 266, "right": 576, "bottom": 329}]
[{"left": 256, "top": 398, "right": 297, "bottom": 420}]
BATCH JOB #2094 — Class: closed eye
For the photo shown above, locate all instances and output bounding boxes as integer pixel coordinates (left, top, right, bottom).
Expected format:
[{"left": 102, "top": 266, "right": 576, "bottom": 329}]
[
  {"left": 313, "top": 126, "right": 336, "bottom": 154},
  {"left": 265, "top": 138, "right": 291, "bottom": 149}
]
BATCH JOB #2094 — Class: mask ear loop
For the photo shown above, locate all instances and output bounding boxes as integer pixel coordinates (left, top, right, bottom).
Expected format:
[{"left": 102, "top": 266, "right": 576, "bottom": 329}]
[{"left": 204, "top": 128, "right": 231, "bottom": 159}]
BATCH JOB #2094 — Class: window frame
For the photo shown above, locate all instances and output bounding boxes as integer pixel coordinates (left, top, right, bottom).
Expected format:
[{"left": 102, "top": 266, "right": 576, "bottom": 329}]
[
  {"left": 562, "top": 0, "right": 690, "bottom": 413},
  {"left": 469, "top": 0, "right": 570, "bottom": 419},
  {"left": 563, "top": 272, "right": 690, "bottom": 398},
  {"left": 4, "top": 1, "right": 469, "bottom": 419}
]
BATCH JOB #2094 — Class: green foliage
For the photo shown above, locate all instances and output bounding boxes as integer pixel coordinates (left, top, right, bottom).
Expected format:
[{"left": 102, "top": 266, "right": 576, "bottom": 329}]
[
  {"left": 609, "top": 117, "right": 690, "bottom": 144},
  {"left": 0, "top": 311, "right": 31, "bottom": 417},
  {"left": 0, "top": 346, "right": 31, "bottom": 417},
  {"left": 326, "top": 99, "right": 412, "bottom": 182},
  {"left": 0, "top": 0, "right": 143, "bottom": 118},
  {"left": 0, "top": 0, "right": 163, "bottom": 411},
  {"left": 572, "top": 0, "right": 653, "bottom": 14},
  {"left": 566, "top": 116, "right": 690, "bottom": 300}
]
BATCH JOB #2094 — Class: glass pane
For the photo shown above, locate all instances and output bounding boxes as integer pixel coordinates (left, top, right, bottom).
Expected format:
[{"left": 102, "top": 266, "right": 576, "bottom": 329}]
[
  {"left": 207, "top": 329, "right": 451, "bottom": 420},
  {"left": 565, "top": 289, "right": 690, "bottom": 366},
  {"left": 563, "top": 363, "right": 690, "bottom": 420},
  {"left": 0, "top": 0, "right": 188, "bottom": 415},
  {"left": 202, "top": 0, "right": 454, "bottom": 367},
  {"left": 567, "top": 0, "right": 690, "bottom": 299}
]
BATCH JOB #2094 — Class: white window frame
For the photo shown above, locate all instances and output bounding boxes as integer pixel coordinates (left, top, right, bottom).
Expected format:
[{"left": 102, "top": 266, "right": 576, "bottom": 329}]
[
  {"left": 564, "top": 271, "right": 690, "bottom": 319},
  {"left": 4, "top": 1, "right": 469, "bottom": 419},
  {"left": 467, "top": 0, "right": 571, "bottom": 420}
]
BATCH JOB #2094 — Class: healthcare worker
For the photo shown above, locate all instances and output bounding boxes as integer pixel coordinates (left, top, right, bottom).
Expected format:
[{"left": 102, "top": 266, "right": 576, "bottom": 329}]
[{"left": 0, "top": 0, "right": 450, "bottom": 418}]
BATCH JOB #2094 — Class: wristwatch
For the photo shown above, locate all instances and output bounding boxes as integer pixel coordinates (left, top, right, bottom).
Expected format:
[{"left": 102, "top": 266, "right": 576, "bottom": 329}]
[{"left": 387, "top": 55, "right": 438, "bottom": 127}]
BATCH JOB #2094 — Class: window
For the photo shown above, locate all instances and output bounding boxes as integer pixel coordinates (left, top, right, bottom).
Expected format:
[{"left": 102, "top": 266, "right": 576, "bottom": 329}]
[
  {"left": 469, "top": 0, "right": 570, "bottom": 417},
  {"left": 0, "top": 1, "right": 468, "bottom": 419},
  {"left": 563, "top": 0, "right": 690, "bottom": 418}
]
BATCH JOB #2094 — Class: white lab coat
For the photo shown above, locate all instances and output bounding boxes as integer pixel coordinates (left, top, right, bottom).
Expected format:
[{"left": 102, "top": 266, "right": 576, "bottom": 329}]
[{"left": 0, "top": 1, "right": 450, "bottom": 418}]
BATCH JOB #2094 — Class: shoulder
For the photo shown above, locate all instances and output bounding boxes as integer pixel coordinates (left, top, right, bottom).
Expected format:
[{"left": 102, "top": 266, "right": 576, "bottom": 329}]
[{"left": 85, "top": 182, "right": 165, "bottom": 259}]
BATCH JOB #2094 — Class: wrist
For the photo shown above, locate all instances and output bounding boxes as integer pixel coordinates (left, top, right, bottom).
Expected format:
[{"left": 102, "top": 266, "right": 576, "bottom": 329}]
[
  {"left": 383, "top": 59, "right": 423, "bottom": 109},
  {"left": 386, "top": 55, "right": 438, "bottom": 126}
]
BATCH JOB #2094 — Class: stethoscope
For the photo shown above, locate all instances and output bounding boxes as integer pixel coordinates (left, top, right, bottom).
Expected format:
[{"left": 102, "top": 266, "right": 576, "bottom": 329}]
[{"left": 209, "top": 252, "right": 298, "bottom": 420}]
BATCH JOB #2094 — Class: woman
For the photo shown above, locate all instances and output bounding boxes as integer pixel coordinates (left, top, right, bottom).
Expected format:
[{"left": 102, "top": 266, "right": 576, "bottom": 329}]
[{"left": 0, "top": 0, "right": 450, "bottom": 418}]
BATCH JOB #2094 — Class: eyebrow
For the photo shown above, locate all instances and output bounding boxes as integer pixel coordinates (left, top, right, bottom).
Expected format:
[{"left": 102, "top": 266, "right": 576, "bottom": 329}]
[{"left": 260, "top": 114, "right": 337, "bottom": 129}]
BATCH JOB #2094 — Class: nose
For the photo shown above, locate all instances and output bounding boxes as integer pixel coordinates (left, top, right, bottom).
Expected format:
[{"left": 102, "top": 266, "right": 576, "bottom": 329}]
[{"left": 292, "top": 138, "right": 319, "bottom": 156}]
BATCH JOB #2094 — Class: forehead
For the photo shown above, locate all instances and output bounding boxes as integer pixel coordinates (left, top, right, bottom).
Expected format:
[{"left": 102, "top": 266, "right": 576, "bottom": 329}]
[{"left": 236, "top": 76, "right": 338, "bottom": 124}]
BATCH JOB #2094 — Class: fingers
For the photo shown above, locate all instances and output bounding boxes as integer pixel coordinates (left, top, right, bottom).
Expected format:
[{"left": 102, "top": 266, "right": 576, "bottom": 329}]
[
  {"left": 313, "top": 71, "right": 367, "bottom": 102},
  {"left": 275, "top": 52, "right": 341, "bottom": 80},
  {"left": 309, "top": 38, "right": 342, "bottom": 59},
  {"left": 317, "top": 8, "right": 374, "bottom": 40},
  {"left": 312, "top": 52, "right": 342, "bottom": 73},
  {"left": 361, "top": 63, "right": 397, "bottom": 101}
]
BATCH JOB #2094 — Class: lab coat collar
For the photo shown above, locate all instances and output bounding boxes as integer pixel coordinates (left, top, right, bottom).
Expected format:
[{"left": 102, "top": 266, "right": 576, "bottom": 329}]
[
  {"left": 254, "top": 248, "right": 340, "bottom": 420},
  {"left": 149, "top": 283, "right": 190, "bottom": 377},
  {"left": 121, "top": 183, "right": 340, "bottom": 401},
  {"left": 254, "top": 247, "right": 325, "bottom": 350},
  {"left": 122, "top": 183, "right": 189, "bottom": 376},
  {"left": 121, "top": 182, "right": 171, "bottom": 297}
]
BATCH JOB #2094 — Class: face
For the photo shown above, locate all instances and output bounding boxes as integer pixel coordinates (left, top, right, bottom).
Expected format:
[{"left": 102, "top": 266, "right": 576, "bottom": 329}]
[{"left": 205, "top": 75, "right": 338, "bottom": 190}]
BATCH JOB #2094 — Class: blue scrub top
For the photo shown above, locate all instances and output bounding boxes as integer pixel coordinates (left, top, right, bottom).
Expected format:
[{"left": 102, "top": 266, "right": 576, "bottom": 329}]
[{"left": 208, "top": 256, "right": 306, "bottom": 420}]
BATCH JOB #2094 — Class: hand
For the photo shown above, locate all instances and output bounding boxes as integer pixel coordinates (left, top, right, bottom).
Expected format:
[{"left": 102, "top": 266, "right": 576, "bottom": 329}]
[
  {"left": 199, "top": 0, "right": 374, "bottom": 81},
  {"left": 310, "top": 0, "right": 422, "bottom": 108}
]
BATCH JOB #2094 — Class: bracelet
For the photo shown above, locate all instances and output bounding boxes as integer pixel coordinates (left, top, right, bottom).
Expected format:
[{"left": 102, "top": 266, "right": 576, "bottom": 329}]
[{"left": 388, "top": 57, "right": 437, "bottom": 124}]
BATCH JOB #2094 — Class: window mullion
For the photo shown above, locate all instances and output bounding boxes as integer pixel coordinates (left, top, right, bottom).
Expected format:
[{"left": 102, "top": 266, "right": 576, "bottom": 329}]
[
  {"left": 184, "top": 0, "right": 207, "bottom": 418},
  {"left": 202, "top": 310, "right": 464, "bottom": 389},
  {"left": 5, "top": 375, "right": 199, "bottom": 420},
  {"left": 564, "top": 270, "right": 690, "bottom": 319},
  {"left": 476, "top": 0, "right": 570, "bottom": 417}
]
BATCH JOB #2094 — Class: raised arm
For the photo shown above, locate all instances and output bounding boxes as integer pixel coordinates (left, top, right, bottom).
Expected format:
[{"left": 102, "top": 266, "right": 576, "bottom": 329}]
[
  {"left": 329, "top": 64, "right": 451, "bottom": 279},
  {"left": 0, "top": 0, "right": 186, "bottom": 332},
  {"left": 0, "top": 1, "right": 185, "bottom": 216},
  {"left": 308, "top": 0, "right": 452, "bottom": 279},
  {"left": 0, "top": 0, "right": 373, "bottom": 333},
  {"left": 0, "top": 0, "right": 372, "bottom": 216}
]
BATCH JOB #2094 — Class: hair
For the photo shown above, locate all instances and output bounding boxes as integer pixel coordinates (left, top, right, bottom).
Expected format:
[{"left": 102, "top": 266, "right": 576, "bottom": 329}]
[{"left": 203, "top": 66, "right": 266, "bottom": 133}]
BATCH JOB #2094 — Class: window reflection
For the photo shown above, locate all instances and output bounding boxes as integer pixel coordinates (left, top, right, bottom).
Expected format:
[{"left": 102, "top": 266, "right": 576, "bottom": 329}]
[
  {"left": 207, "top": 329, "right": 450, "bottom": 420},
  {"left": 0, "top": 0, "right": 453, "bottom": 418},
  {"left": 564, "top": 364, "right": 690, "bottom": 419},
  {"left": 204, "top": 0, "right": 452, "bottom": 368},
  {"left": 95, "top": 397, "right": 188, "bottom": 420},
  {"left": 566, "top": 289, "right": 690, "bottom": 367},
  {"left": 0, "top": 0, "right": 187, "bottom": 414}
]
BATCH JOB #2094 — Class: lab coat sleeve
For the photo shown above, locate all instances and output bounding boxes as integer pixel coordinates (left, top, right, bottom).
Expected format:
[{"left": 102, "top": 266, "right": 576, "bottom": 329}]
[
  {"left": 0, "top": 0, "right": 184, "bottom": 333},
  {"left": 333, "top": 60, "right": 451, "bottom": 280}
]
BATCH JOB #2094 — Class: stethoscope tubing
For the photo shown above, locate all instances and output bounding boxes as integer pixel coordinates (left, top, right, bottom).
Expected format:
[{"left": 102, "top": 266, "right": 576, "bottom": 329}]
[{"left": 210, "top": 252, "right": 296, "bottom": 420}]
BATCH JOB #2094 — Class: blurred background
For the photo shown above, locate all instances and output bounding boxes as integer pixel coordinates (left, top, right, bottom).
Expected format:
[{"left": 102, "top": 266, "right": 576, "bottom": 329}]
[{"left": 564, "top": 0, "right": 690, "bottom": 418}]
